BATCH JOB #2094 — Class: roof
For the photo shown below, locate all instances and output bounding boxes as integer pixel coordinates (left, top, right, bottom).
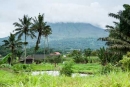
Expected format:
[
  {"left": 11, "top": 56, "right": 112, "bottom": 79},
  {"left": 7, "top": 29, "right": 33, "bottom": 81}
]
[{"left": 50, "top": 52, "right": 61, "bottom": 56}]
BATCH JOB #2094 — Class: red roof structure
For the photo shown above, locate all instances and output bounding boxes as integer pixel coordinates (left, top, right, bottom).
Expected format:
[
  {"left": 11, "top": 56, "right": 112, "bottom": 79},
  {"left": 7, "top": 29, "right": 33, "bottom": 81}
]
[{"left": 50, "top": 52, "right": 61, "bottom": 56}]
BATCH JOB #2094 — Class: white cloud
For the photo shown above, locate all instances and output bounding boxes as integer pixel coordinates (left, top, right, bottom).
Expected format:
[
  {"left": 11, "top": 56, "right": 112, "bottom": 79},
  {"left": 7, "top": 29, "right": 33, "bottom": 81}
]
[{"left": 0, "top": 0, "right": 129, "bottom": 37}]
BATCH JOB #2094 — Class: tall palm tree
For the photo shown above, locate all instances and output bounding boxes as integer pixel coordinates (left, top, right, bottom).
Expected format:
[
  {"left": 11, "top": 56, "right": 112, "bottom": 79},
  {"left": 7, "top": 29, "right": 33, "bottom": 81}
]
[
  {"left": 99, "top": 4, "right": 130, "bottom": 53},
  {"left": 32, "top": 13, "right": 45, "bottom": 52},
  {"left": 32, "top": 13, "right": 52, "bottom": 58},
  {"left": 42, "top": 22, "right": 52, "bottom": 54},
  {"left": 2, "top": 33, "right": 23, "bottom": 64},
  {"left": 13, "top": 15, "right": 36, "bottom": 63}
]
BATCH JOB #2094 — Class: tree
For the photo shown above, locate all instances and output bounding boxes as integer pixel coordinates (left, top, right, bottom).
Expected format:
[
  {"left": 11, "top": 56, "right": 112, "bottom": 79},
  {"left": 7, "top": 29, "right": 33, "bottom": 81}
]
[
  {"left": 32, "top": 14, "right": 44, "bottom": 52},
  {"left": 42, "top": 22, "right": 52, "bottom": 54},
  {"left": 13, "top": 15, "right": 36, "bottom": 63},
  {"left": 2, "top": 33, "right": 23, "bottom": 64},
  {"left": 32, "top": 13, "right": 52, "bottom": 57},
  {"left": 99, "top": 4, "right": 130, "bottom": 54}
]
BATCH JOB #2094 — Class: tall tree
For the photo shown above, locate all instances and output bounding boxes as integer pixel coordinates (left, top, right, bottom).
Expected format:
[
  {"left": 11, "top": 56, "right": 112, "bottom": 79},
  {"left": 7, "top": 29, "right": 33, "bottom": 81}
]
[
  {"left": 13, "top": 15, "right": 36, "bottom": 63},
  {"left": 32, "top": 13, "right": 52, "bottom": 57},
  {"left": 100, "top": 4, "right": 130, "bottom": 53},
  {"left": 42, "top": 22, "right": 52, "bottom": 54},
  {"left": 32, "top": 14, "right": 44, "bottom": 52},
  {"left": 2, "top": 33, "right": 23, "bottom": 64}
]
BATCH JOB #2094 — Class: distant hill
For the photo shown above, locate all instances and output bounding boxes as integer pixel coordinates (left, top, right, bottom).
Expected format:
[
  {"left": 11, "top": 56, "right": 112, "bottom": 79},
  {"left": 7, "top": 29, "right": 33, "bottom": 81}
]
[
  {"left": 48, "top": 22, "right": 108, "bottom": 40},
  {"left": 0, "top": 22, "right": 108, "bottom": 50}
]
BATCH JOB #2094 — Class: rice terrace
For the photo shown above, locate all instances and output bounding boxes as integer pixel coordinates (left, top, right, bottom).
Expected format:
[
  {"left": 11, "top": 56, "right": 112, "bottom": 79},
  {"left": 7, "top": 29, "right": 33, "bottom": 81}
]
[{"left": 0, "top": 0, "right": 130, "bottom": 87}]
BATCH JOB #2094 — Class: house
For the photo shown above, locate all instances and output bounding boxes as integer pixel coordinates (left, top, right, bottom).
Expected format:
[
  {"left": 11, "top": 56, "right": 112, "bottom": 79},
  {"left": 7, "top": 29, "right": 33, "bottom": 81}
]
[{"left": 20, "top": 56, "right": 33, "bottom": 64}]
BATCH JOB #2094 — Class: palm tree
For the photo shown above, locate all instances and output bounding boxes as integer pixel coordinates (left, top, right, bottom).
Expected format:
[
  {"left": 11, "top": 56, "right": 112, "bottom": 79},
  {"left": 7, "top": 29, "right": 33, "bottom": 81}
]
[
  {"left": 99, "top": 4, "right": 130, "bottom": 53},
  {"left": 42, "top": 22, "right": 52, "bottom": 54},
  {"left": 32, "top": 14, "right": 52, "bottom": 58},
  {"left": 2, "top": 33, "right": 23, "bottom": 64},
  {"left": 13, "top": 15, "right": 36, "bottom": 63},
  {"left": 32, "top": 13, "right": 44, "bottom": 52}
]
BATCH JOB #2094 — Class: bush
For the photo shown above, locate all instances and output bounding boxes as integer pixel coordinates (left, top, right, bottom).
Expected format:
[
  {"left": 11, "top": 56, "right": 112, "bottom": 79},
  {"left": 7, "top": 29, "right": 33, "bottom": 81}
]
[
  {"left": 98, "top": 47, "right": 123, "bottom": 65},
  {"left": 126, "top": 52, "right": 130, "bottom": 57},
  {"left": 101, "top": 63, "right": 119, "bottom": 74},
  {"left": 119, "top": 55, "right": 130, "bottom": 71},
  {"left": 12, "top": 64, "right": 32, "bottom": 72},
  {"left": 0, "top": 64, "right": 11, "bottom": 68},
  {"left": 72, "top": 50, "right": 85, "bottom": 63},
  {"left": 60, "top": 61, "right": 74, "bottom": 76}
]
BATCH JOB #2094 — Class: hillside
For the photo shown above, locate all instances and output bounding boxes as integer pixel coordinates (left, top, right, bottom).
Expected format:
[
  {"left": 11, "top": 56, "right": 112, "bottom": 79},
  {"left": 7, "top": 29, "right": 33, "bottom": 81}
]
[
  {"left": 0, "top": 22, "right": 108, "bottom": 50},
  {"left": 48, "top": 22, "right": 108, "bottom": 40}
]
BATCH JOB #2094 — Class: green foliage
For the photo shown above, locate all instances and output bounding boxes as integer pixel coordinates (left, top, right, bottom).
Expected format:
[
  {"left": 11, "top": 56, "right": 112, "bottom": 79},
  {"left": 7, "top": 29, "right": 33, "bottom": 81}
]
[
  {"left": 12, "top": 64, "right": 32, "bottom": 72},
  {"left": 100, "top": 4, "right": 130, "bottom": 54},
  {"left": 60, "top": 61, "right": 74, "bottom": 76},
  {"left": 126, "top": 52, "right": 130, "bottom": 57},
  {"left": 101, "top": 63, "right": 120, "bottom": 74},
  {"left": 97, "top": 47, "right": 108, "bottom": 65},
  {"left": 0, "top": 64, "right": 11, "bottom": 68},
  {"left": 2, "top": 33, "right": 23, "bottom": 64},
  {"left": 71, "top": 50, "right": 84, "bottom": 63},
  {"left": 119, "top": 53, "right": 130, "bottom": 71},
  {"left": 91, "top": 50, "right": 98, "bottom": 56},
  {"left": 84, "top": 48, "right": 92, "bottom": 57},
  {"left": 98, "top": 47, "right": 123, "bottom": 65},
  {"left": 0, "top": 46, "right": 10, "bottom": 56},
  {"left": 0, "top": 53, "right": 12, "bottom": 64}
]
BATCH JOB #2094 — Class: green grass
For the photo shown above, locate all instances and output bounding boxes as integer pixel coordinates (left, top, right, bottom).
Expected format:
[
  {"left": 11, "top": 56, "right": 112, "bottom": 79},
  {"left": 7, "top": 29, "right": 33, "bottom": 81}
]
[
  {"left": 30, "top": 63, "right": 101, "bottom": 74},
  {"left": 0, "top": 69, "right": 130, "bottom": 87},
  {"left": 72, "top": 63, "right": 101, "bottom": 74},
  {"left": 31, "top": 63, "right": 56, "bottom": 71}
]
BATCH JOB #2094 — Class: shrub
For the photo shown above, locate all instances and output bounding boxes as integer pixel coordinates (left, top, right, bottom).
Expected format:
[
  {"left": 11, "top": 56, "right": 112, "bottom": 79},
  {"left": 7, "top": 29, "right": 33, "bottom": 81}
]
[
  {"left": 72, "top": 50, "right": 85, "bottom": 63},
  {"left": 60, "top": 61, "right": 74, "bottom": 76},
  {"left": 119, "top": 55, "right": 130, "bottom": 71},
  {"left": 0, "top": 64, "right": 11, "bottom": 68},
  {"left": 12, "top": 64, "right": 32, "bottom": 72},
  {"left": 126, "top": 52, "right": 130, "bottom": 57},
  {"left": 101, "top": 63, "right": 119, "bottom": 74},
  {"left": 98, "top": 47, "right": 123, "bottom": 65}
]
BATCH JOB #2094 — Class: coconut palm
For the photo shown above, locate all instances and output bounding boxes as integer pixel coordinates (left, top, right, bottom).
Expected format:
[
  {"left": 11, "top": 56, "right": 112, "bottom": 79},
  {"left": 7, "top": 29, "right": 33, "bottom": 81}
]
[
  {"left": 32, "top": 14, "right": 52, "bottom": 58},
  {"left": 32, "top": 13, "right": 44, "bottom": 52},
  {"left": 42, "top": 22, "right": 52, "bottom": 54},
  {"left": 2, "top": 33, "right": 23, "bottom": 64},
  {"left": 13, "top": 15, "right": 36, "bottom": 63}
]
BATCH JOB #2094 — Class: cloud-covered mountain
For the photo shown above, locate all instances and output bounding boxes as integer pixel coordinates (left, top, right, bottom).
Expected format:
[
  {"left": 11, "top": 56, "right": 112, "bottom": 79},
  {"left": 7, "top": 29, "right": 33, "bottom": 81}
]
[
  {"left": 48, "top": 22, "right": 108, "bottom": 40},
  {"left": 0, "top": 22, "right": 108, "bottom": 50}
]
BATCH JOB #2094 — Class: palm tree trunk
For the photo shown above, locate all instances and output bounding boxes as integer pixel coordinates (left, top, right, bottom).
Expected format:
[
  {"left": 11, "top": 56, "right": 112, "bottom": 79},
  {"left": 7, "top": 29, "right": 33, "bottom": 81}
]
[
  {"left": 44, "top": 36, "right": 46, "bottom": 59},
  {"left": 24, "top": 34, "right": 27, "bottom": 64},
  {"left": 11, "top": 48, "right": 14, "bottom": 65},
  {"left": 46, "top": 37, "right": 50, "bottom": 54}
]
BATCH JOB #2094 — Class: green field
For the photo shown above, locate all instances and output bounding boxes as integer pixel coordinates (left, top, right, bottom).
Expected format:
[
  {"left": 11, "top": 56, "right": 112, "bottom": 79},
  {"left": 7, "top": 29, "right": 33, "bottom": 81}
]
[
  {"left": 0, "top": 55, "right": 127, "bottom": 87},
  {"left": 30, "top": 63, "right": 101, "bottom": 74},
  {"left": 0, "top": 69, "right": 130, "bottom": 87}
]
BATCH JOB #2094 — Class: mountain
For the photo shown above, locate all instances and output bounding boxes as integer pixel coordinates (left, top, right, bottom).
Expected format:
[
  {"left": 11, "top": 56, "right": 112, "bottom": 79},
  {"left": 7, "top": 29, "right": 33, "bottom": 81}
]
[
  {"left": 48, "top": 22, "right": 108, "bottom": 40},
  {"left": 0, "top": 22, "right": 108, "bottom": 50}
]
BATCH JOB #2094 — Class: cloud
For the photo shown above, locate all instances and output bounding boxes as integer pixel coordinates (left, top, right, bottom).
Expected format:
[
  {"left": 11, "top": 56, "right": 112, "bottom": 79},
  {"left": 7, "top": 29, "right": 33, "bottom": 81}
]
[{"left": 0, "top": 0, "right": 128, "bottom": 37}]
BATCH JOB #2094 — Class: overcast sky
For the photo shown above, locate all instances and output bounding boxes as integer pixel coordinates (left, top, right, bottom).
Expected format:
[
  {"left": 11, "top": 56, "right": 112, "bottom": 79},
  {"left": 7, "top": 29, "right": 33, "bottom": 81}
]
[{"left": 0, "top": 0, "right": 130, "bottom": 38}]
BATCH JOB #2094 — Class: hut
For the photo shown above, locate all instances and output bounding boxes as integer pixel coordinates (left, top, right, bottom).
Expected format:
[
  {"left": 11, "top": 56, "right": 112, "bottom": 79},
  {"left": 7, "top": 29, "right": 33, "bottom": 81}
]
[{"left": 20, "top": 56, "right": 33, "bottom": 64}]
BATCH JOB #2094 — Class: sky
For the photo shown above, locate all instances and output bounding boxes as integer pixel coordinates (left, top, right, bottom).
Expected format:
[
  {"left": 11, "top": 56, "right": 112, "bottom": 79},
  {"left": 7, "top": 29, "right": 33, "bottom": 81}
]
[{"left": 0, "top": 0, "right": 130, "bottom": 38}]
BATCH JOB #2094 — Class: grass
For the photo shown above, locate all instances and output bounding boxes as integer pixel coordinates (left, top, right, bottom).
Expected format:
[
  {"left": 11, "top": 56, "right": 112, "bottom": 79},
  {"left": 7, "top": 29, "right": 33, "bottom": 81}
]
[
  {"left": 1, "top": 56, "right": 127, "bottom": 87},
  {"left": 72, "top": 63, "right": 101, "bottom": 74},
  {"left": 30, "top": 63, "right": 101, "bottom": 74},
  {"left": 0, "top": 69, "right": 130, "bottom": 87},
  {"left": 31, "top": 63, "right": 56, "bottom": 71}
]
